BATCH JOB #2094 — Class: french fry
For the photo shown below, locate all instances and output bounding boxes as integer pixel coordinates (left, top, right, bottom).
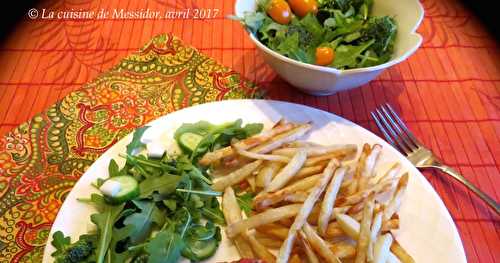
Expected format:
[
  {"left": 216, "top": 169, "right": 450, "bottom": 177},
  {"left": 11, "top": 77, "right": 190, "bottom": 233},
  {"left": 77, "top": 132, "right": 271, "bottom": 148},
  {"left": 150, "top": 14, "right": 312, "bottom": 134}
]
[
  {"left": 285, "top": 140, "right": 322, "bottom": 147},
  {"left": 387, "top": 253, "right": 401, "bottom": 263},
  {"left": 318, "top": 166, "right": 346, "bottom": 236},
  {"left": 293, "top": 164, "right": 326, "bottom": 181},
  {"left": 338, "top": 177, "right": 395, "bottom": 208},
  {"left": 226, "top": 204, "right": 302, "bottom": 238},
  {"left": 272, "top": 148, "right": 304, "bottom": 157},
  {"left": 368, "top": 210, "right": 383, "bottom": 262},
  {"left": 335, "top": 212, "right": 403, "bottom": 261},
  {"left": 245, "top": 233, "right": 276, "bottom": 263},
  {"left": 247, "top": 175, "right": 256, "bottom": 192},
  {"left": 273, "top": 144, "right": 357, "bottom": 158},
  {"left": 298, "top": 230, "right": 320, "bottom": 263},
  {"left": 384, "top": 173, "right": 409, "bottom": 221},
  {"left": 347, "top": 201, "right": 366, "bottom": 219},
  {"left": 304, "top": 146, "right": 357, "bottom": 167},
  {"left": 357, "top": 144, "right": 382, "bottom": 191},
  {"left": 222, "top": 187, "right": 254, "bottom": 258},
  {"left": 335, "top": 213, "right": 360, "bottom": 240},
  {"left": 308, "top": 205, "right": 350, "bottom": 224},
  {"left": 278, "top": 217, "right": 294, "bottom": 227},
  {"left": 266, "top": 149, "right": 307, "bottom": 192},
  {"left": 255, "top": 235, "right": 283, "bottom": 249},
  {"left": 234, "top": 144, "right": 291, "bottom": 163},
  {"left": 381, "top": 218, "right": 400, "bottom": 232},
  {"left": 289, "top": 254, "right": 304, "bottom": 263},
  {"left": 212, "top": 160, "right": 262, "bottom": 191},
  {"left": 251, "top": 124, "right": 312, "bottom": 154},
  {"left": 255, "top": 173, "right": 321, "bottom": 210},
  {"left": 339, "top": 177, "right": 354, "bottom": 193},
  {"left": 371, "top": 162, "right": 401, "bottom": 186},
  {"left": 256, "top": 162, "right": 282, "bottom": 188},
  {"left": 347, "top": 144, "right": 370, "bottom": 195},
  {"left": 390, "top": 237, "right": 416, "bottom": 263},
  {"left": 256, "top": 223, "right": 289, "bottom": 240},
  {"left": 354, "top": 193, "right": 375, "bottom": 263},
  {"left": 198, "top": 121, "right": 296, "bottom": 165},
  {"left": 373, "top": 233, "right": 393, "bottom": 263},
  {"left": 330, "top": 242, "right": 357, "bottom": 259},
  {"left": 302, "top": 223, "right": 342, "bottom": 263},
  {"left": 325, "top": 222, "right": 344, "bottom": 239},
  {"left": 277, "top": 159, "right": 338, "bottom": 263},
  {"left": 284, "top": 191, "right": 309, "bottom": 203}
]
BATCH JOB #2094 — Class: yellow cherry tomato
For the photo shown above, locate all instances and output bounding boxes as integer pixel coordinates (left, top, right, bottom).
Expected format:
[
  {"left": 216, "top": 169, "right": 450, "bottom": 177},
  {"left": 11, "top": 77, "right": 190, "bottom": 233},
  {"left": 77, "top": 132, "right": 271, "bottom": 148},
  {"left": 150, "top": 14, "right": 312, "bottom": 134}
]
[
  {"left": 266, "top": 0, "right": 292, "bottom": 25},
  {"left": 288, "top": 0, "right": 318, "bottom": 17},
  {"left": 315, "top": 46, "right": 335, "bottom": 66}
]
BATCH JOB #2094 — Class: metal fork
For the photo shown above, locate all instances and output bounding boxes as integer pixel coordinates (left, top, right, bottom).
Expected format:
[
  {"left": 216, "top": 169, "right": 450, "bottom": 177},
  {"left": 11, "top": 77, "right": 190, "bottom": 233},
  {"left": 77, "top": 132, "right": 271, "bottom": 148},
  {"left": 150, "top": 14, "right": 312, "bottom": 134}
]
[{"left": 371, "top": 103, "right": 499, "bottom": 215}]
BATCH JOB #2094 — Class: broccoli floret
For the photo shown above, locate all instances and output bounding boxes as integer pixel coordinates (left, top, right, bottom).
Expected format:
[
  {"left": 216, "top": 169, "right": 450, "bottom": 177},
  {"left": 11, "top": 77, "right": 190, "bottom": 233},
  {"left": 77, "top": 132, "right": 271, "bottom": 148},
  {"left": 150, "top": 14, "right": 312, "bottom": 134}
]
[
  {"left": 286, "top": 25, "right": 313, "bottom": 48},
  {"left": 360, "top": 16, "right": 397, "bottom": 55},
  {"left": 51, "top": 231, "right": 96, "bottom": 263},
  {"left": 319, "top": 0, "right": 367, "bottom": 11}
]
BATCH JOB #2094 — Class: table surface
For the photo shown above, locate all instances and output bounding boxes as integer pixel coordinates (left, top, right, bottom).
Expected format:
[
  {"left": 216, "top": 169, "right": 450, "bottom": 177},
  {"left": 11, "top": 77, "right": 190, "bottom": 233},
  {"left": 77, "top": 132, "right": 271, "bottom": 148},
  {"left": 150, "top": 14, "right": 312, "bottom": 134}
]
[{"left": 0, "top": 0, "right": 498, "bottom": 262}]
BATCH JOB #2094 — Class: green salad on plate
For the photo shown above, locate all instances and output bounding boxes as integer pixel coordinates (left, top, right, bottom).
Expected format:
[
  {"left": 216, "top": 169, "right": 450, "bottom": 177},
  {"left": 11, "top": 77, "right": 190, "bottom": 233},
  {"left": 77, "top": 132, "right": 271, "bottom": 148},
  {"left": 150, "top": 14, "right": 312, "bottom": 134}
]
[
  {"left": 233, "top": 0, "right": 397, "bottom": 69},
  {"left": 50, "top": 120, "right": 263, "bottom": 263}
]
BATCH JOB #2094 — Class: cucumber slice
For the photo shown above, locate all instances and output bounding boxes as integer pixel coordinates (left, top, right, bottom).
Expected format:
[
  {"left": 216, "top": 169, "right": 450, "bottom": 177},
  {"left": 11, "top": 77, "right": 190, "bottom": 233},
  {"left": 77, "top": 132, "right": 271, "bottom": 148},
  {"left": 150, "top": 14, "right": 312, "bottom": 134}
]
[
  {"left": 100, "top": 176, "right": 139, "bottom": 204},
  {"left": 178, "top": 132, "right": 203, "bottom": 154},
  {"left": 182, "top": 237, "right": 219, "bottom": 261}
]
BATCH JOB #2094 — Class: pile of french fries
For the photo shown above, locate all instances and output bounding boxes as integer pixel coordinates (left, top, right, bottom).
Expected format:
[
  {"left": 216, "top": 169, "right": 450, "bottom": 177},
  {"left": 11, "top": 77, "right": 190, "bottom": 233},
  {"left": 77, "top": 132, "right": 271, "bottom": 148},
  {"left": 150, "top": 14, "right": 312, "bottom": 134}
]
[{"left": 200, "top": 120, "right": 415, "bottom": 263}]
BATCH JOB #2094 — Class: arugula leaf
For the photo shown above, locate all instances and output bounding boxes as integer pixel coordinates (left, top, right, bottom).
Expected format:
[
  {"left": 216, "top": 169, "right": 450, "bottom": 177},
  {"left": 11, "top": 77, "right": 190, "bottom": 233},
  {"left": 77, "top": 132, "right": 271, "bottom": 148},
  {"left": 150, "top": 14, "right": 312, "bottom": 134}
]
[
  {"left": 332, "top": 39, "right": 374, "bottom": 69},
  {"left": 108, "top": 159, "right": 120, "bottom": 177},
  {"left": 174, "top": 119, "right": 263, "bottom": 161},
  {"left": 236, "top": 192, "right": 254, "bottom": 217},
  {"left": 201, "top": 207, "right": 226, "bottom": 226},
  {"left": 299, "top": 13, "right": 324, "bottom": 44},
  {"left": 146, "top": 227, "right": 184, "bottom": 263},
  {"left": 163, "top": 199, "right": 177, "bottom": 212},
  {"left": 124, "top": 200, "right": 165, "bottom": 244},
  {"left": 231, "top": 11, "right": 267, "bottom": 34},
  {"left": 126, "top": 126, "right": 150, "bottom": 156},
  {"left": 51, "top": 231, "right": 70, "bottom": 252},
  {"left": 90, "top": 203, "right": 125, "bottom": 263},
  {"left": 277, "top": 32, "right": 311, "bottom": 63},
  {"left": 139, "top": 175, "right": 182, "bottom": 198},
  {"left": 108, "top": 225, "right": 136, "bottom": 263}
]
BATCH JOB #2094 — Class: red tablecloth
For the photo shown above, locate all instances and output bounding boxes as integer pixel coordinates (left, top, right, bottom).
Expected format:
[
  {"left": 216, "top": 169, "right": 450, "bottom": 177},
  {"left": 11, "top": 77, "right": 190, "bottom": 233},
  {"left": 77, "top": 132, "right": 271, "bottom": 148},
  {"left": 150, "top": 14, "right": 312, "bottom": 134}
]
[{"left": 0, "top": 0, "right": 498, "bottom": 262}]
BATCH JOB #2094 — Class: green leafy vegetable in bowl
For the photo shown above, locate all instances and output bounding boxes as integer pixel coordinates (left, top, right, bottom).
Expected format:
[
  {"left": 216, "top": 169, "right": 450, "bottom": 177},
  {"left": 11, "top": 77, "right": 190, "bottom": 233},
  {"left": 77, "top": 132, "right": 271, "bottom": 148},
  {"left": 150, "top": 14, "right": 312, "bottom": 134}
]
[
  {"left": 232, "top": 0, "right": 397, "bottom": 69},
  {"left": 51, "top": 119, "right": 262, "bottom": 263}
]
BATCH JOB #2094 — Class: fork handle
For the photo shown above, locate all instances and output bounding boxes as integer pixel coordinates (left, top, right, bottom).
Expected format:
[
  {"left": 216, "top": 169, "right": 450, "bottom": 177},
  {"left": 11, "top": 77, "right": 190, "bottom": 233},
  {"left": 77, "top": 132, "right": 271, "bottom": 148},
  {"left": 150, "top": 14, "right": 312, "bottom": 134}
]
[{"left": 436, "top": 165, "right": 500, "bottom": 215}]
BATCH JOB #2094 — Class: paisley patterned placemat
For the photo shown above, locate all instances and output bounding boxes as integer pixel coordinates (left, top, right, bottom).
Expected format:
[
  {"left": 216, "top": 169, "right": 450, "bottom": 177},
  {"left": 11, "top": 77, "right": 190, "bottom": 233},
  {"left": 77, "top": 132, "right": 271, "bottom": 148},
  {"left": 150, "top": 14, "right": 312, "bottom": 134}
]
[{"left": 0, "top": 33, "right": 261, "bottom": 262}]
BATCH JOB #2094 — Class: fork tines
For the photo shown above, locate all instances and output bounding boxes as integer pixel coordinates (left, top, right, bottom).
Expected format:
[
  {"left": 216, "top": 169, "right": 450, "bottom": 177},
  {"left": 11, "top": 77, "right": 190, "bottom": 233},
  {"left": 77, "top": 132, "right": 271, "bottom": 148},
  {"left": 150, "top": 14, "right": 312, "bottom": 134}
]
[{"left": 370, "top": 104, "right": 423, "bottom": 155}]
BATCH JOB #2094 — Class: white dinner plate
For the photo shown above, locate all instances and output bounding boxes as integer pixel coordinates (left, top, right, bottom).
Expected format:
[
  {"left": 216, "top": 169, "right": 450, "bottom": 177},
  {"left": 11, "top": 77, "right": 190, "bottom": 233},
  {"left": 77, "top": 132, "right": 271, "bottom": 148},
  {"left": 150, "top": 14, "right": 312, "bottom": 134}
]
[{"left": 43, "top": 99, "right": 466, "bottom": 263}]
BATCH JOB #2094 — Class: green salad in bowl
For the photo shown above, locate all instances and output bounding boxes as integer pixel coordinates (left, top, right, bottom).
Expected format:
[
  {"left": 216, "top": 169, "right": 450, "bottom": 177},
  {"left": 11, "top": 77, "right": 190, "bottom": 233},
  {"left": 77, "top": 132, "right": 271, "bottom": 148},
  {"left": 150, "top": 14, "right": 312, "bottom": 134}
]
[{"left": 233, "top": 0, "right": 397, "bottom": 70}]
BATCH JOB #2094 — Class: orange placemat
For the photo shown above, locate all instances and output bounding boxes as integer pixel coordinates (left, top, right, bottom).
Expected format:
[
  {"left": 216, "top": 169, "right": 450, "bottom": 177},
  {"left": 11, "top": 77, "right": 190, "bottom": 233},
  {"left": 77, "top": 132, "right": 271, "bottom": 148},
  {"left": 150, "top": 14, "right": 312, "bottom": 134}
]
[{"left": 0, "top": 0, "right": 499, "bottom": 262}]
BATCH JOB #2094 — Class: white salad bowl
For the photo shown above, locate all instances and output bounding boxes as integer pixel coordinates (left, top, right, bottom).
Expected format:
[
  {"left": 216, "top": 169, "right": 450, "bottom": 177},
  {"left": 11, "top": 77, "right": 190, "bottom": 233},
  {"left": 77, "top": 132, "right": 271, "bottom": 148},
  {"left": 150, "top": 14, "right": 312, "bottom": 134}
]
[{"left": 234, "top": 0, "right": 424, "bottom": 95}]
